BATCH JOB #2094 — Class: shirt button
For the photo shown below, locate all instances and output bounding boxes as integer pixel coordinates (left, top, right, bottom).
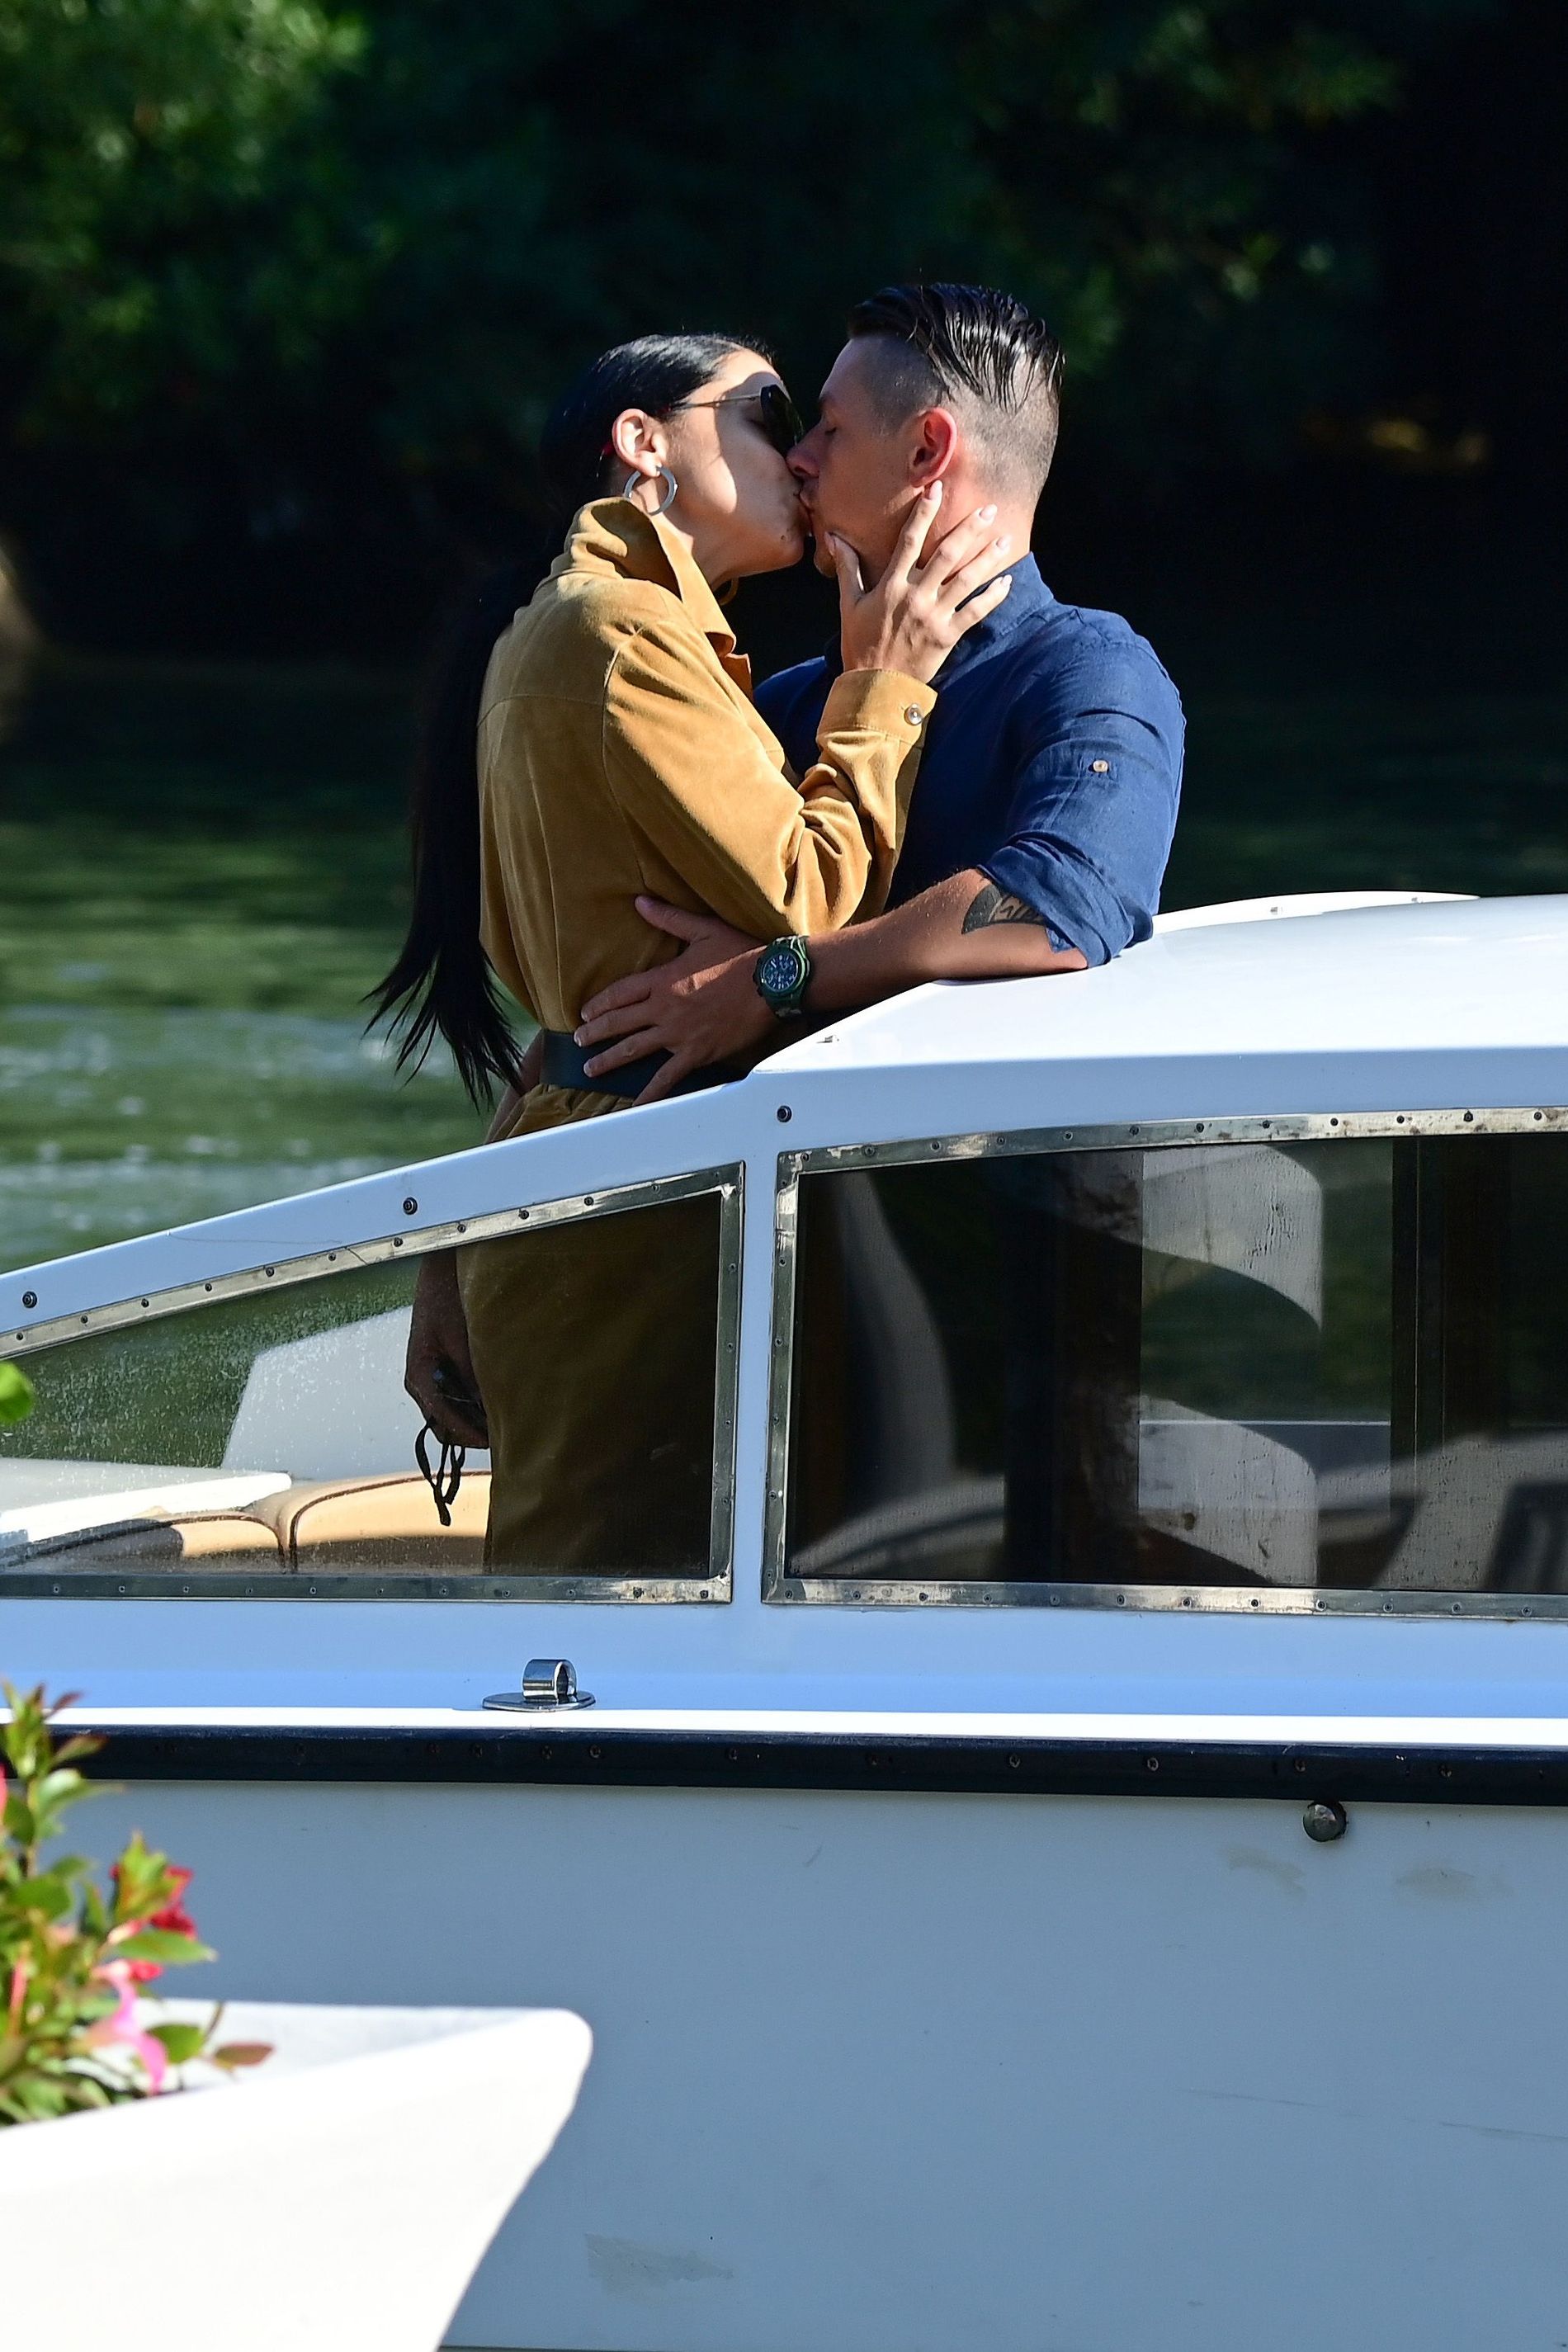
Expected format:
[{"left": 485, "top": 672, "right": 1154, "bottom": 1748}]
[
  {"left": 1090, "top": 758, "right": 1109, "bottom": 773},
  {"left": 904, "top": 704, "right": 923, "bottom": 726}
]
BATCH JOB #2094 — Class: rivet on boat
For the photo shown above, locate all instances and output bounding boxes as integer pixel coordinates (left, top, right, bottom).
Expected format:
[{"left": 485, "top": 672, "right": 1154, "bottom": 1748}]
[{"left": 1303, "top": 1801, "right": 1348, "bottom": 1843}]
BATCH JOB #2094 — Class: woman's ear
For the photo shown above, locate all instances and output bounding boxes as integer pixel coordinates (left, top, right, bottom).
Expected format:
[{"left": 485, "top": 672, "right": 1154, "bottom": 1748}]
[{"left": 609, "top": 408, "right": 668, "bottom": 479}]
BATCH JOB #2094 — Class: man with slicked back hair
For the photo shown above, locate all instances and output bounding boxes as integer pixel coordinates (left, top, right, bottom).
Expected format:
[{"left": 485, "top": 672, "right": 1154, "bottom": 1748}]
[{"left": 573, "top": 281, "right": 1184, "bottom": 1098}]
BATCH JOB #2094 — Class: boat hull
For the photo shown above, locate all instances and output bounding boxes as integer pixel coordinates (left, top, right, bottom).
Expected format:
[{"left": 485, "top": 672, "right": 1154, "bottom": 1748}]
[{"left": 78, "top": 1766, "right": 1568, "bottom": 2352}]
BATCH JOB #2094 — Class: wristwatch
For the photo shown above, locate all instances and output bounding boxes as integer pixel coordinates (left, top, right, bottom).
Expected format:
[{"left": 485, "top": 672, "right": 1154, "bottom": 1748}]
[{"left": 753, "top": 934, "right": 813, "bottom": 1020}]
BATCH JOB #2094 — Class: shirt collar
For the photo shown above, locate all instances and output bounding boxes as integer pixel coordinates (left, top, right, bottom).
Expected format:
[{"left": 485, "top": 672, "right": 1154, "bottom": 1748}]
[
  {"left": 818, "top": 551, "right": 1054, "bottom": 681},
  {"left": 559, "top": 498, "right": 738, "bottom": 655}
]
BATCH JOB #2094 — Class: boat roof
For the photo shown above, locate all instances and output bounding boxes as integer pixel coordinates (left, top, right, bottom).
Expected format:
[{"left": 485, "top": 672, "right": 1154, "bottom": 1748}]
[{"left": 767, "top": 893, "right": 1568, "bottom": 1079}]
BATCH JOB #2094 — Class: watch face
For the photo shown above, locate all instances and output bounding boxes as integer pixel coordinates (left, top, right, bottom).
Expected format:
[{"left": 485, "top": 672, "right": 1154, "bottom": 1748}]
[{"left": 759, "top": 940, "right": 806, "bottom": 998}]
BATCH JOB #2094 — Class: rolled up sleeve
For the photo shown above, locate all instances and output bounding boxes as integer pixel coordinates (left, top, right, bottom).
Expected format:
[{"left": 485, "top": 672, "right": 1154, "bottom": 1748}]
[{"left": 978, "top": 651, "right": 1184, "bottom": 965}]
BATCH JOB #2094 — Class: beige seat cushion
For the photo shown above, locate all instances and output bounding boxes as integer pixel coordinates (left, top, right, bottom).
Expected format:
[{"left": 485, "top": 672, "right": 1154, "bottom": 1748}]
[
  {"left": 252, "top": 1470, "right": 490, "bottom": 1571},
  {"left": 163, "top": 1513, "right": 286, "bottom": 1565},
  {"left": 18, "top": 1514, "right": 282, "bottom": 1570},
  {"left": 17, "top": 1471, "right": 490, "bottom": 1575}
]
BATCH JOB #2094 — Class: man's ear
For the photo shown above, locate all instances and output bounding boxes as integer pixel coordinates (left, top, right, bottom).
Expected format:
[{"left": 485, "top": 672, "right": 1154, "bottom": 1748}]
[{"left": 908, "top": 406, "right": 961, "bottom": 487}]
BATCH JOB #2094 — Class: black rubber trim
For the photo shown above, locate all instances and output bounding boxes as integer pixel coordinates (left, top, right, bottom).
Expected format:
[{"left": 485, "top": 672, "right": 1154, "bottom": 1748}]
[{"left": 73, "top": 1724, "right": 1568, "bottom": 1806}]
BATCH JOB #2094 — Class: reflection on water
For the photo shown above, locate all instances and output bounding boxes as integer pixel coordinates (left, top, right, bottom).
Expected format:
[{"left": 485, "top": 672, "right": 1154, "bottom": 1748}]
[
  {"left": 0, "top": 656, "right": 486, "bottom": 1273},
  {"left": 0, "top": 1006, "right": 476, "bottom": 1270}
]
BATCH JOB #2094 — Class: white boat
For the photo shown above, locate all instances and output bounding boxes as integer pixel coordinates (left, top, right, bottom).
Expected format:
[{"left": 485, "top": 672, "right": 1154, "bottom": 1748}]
[{"left": 6, "top": 888, "right": 1568, "bottom": 2352}]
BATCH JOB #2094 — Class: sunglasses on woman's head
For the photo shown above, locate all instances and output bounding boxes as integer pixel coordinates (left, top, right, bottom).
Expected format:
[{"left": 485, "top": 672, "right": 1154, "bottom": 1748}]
[{"left": 668, "top": 382, "right": 804, "bottom": 456}]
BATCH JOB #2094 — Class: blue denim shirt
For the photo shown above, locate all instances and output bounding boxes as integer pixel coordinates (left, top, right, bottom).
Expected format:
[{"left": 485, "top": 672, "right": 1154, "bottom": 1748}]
[{"left": 754, "top": 556, "right": 1184, "bottom": 964}]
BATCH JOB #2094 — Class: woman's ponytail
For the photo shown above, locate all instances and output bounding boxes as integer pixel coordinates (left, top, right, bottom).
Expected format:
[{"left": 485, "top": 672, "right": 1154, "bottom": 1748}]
[
  {"left": 366, "top": 560, "right": 536, "bottom": 1105},
  {"left": 370, "top": 330, "right": 758, "bottom": 1107}
]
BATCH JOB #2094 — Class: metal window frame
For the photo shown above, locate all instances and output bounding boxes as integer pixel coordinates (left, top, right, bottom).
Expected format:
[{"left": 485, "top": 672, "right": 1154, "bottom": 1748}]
[
  {"left": 2, "top": 1165, "right": 744, "bottom": 1604},
  {"left": 763, "top": 1106, "right": 1568, "bottom": 1619}
]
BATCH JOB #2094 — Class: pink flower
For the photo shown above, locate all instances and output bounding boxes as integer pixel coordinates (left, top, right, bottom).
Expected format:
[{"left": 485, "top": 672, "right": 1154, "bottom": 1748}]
[
  {"left": 109, "top": 1862, "right": 200, "bottom": 1981},
  {"left": 86, "top": 1961, "right": 168, "bottom": 2091},
  {"left": 149, "top": 1868, "right": 196, "bottom": 1941}
]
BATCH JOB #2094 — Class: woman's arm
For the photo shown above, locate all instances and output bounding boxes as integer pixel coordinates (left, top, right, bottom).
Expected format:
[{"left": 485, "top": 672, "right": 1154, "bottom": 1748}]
[
  {"left": 602, "top": 493, "right": 1014, "bottom": 939},
  {"left": 402, "top": 1030, "right": 542, "bottom": 1444},
  {"left": 604, "top": 634, "right": 929, "bottom": 937}
]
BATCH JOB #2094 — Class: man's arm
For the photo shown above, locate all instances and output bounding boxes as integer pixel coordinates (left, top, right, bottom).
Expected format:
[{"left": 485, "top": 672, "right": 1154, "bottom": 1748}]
[
  {"left": 801, "top": 869, "right": 1087, "bottom": 1004},
  {"left": 574, "top": 875, "right": 1084, "bottom": 1102},
  {"left": 579, "top": 635, "right": 1182, "bottom": 1099}
]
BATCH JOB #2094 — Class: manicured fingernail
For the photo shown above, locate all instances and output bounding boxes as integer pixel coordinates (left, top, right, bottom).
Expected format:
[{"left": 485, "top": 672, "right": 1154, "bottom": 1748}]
[
  {"left": 978, "top": 504, "right": 997, "bottom": 521},
  {"left": 573, "top": 1028, "right": 585, "bottom": 1044},
  {"left": 995, "top": 535, "right": 1011, "bottom": 550},
  {"left": 926, "top": 482, "right": 942, "bottom": 500}
]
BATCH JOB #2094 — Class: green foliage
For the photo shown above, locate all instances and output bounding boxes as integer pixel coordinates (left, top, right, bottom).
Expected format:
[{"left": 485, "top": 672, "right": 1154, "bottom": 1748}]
[
  {"left": 0, "top": 1681, "right": 262, "bottom": 2127},
  {"left": 0, "top": 1363, "right": 33, "bottom": 1427},
  {"left": 0, "top": 0, "right": 1499, "bottom": 627},
  {"left": 0, "top": 0, "right": 363, "bottom": 438}
]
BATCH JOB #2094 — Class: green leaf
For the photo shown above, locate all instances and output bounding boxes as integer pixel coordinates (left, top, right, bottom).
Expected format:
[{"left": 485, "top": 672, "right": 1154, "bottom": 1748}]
[
  {"left": 109, "top": 1927, "right": 215, "bottom": 1965},
  {"left": 8, "top": 1868, "right": 76, "bottom": 1921},
  {"left": 0, "top": 1363, "right": 34, "bottom": 1428},
  {"left": 147, "top": 2020, "right": 209, "bottom": 2064},
  {"left": 47, "top": 1733, "right": 106, "bottom": 1772},
  {"left": 210, "top": 2041, "right": 272, "bottom": 2071},
  {"left": 28, "top": 1766, "right": 91, "bottom": 1821}
]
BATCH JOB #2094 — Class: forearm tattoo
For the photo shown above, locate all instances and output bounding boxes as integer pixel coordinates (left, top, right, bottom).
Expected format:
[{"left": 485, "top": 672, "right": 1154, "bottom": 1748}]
[{"left": 962, "top": 883, "right": 1045, "bottom": 933}]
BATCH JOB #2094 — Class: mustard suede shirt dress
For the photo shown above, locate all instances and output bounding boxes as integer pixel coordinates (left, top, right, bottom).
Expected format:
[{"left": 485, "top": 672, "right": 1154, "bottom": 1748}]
[{"left": 457, "top": 497, "right": 933, "bottom": 1574}]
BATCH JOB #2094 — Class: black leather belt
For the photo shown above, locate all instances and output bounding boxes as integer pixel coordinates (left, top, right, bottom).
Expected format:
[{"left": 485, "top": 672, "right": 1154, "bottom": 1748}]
[{"left": 539, "top": 1029, "right": 739, "bottom": 1102}]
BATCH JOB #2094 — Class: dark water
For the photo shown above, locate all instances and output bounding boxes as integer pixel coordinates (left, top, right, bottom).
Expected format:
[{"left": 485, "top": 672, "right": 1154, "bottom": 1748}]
[
  {"left": 2, "top": 644, "right": 1566, "bottom": 1274},
  {"left": 0, "top": 659, "right": 482, "bottom": 1271}
]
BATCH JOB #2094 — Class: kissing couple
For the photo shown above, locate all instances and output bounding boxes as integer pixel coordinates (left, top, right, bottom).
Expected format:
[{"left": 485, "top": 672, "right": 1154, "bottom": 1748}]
[{"left": 376, "top": 280, "right": 1185, "bottom": 1571}]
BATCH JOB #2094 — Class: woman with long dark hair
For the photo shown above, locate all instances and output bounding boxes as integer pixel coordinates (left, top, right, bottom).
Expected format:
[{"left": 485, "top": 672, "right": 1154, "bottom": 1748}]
[{"left": 375, "top": 331, "right": 1013, "bottom": 1572}]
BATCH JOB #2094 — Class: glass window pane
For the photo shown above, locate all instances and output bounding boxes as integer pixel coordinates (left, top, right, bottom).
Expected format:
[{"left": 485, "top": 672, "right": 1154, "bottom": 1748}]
[
  {"left": 786, "top": 1136, "right": 1568, "bottom": 1600},
  {"left": 2, "top": 1190, "right": 724, "bottom": 1586},
  {"left": 460, "top": 1191, "right": 720, "bottom": 1576}
]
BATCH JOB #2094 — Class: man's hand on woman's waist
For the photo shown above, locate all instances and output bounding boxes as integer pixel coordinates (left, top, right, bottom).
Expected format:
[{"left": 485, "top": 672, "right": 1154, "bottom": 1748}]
[
  {"left": 576, "top": 900, "right": 773, "bottom": 1103},
  {"left": 574, "top": 875, "right": 1087, "bottom": 1105}
]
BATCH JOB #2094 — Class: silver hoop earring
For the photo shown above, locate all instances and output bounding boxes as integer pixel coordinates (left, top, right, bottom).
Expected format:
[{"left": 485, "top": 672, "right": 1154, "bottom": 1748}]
[{"left": 622, "top": 464, "right": 678, "bottom": 514}]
